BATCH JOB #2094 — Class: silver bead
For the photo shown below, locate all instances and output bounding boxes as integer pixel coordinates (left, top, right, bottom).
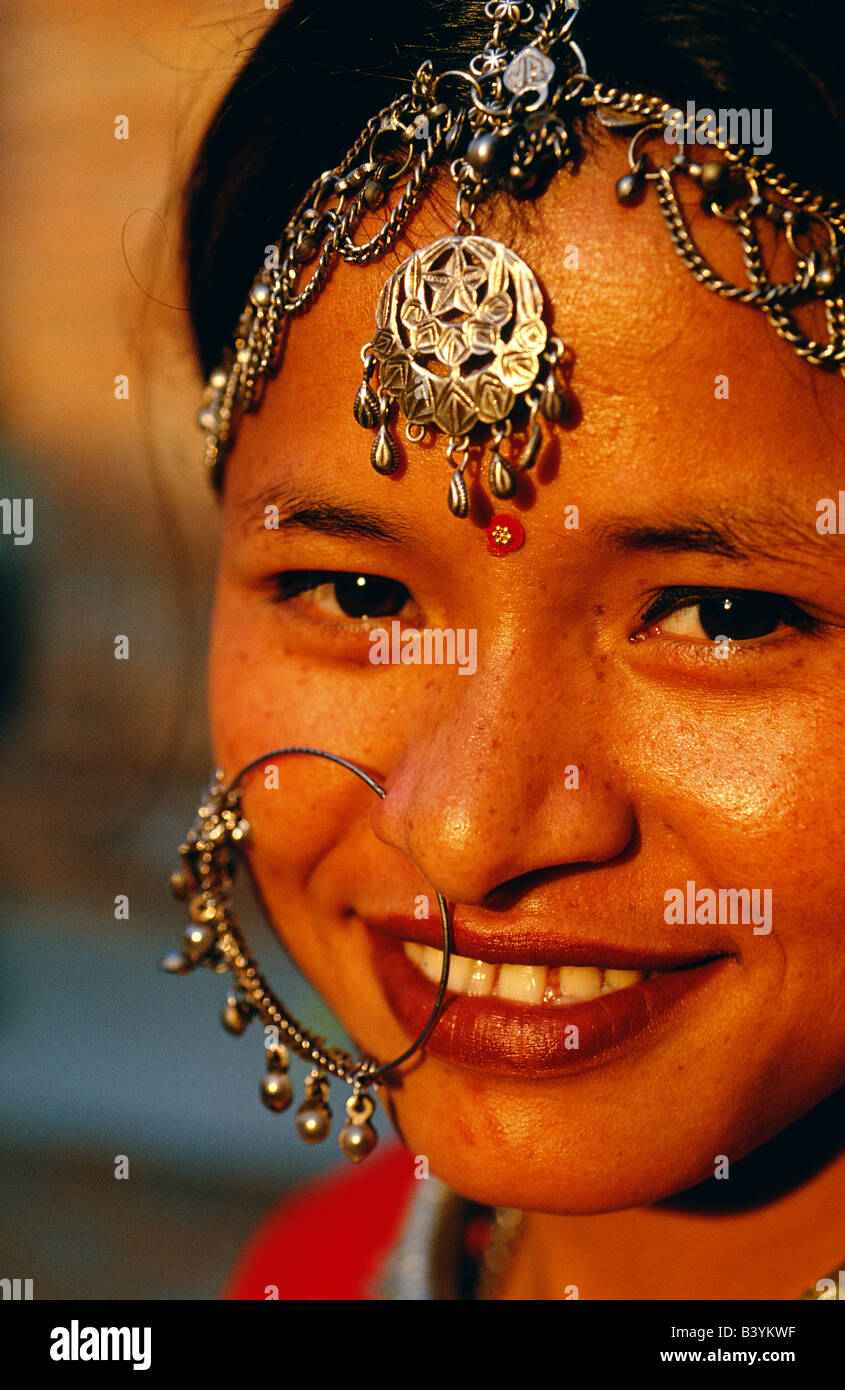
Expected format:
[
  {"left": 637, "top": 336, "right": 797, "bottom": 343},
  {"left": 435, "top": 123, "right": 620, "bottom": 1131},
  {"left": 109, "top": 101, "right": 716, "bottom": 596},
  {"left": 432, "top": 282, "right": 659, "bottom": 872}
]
[
  {"left": 158, "top": 950, "right": 193, "bottom": 975},
  {"left": 189, "top": 894, "right": 218, "bottom": 924},
  {"left": 170, "top": 869, "right": 194, "bottom": 901},
  {"left": 293, "top": 233, "right": 318, "bottom": 264},
  {"left": 700, "top": 160, "right": 730, "bottom": 195},
  {"left": 338, "top": 1091, "right": 378, "bottom": 1163},
  {"left": 249, "top": 281, "right": 272, "bottom": 308},
  {"left": 489, "top": 450, "right": 517, "bottom": 499},
  {"left": 615, "top": 173, "right": 643, "bottom": 205},
  {"left": 337, "top": 166, "right": 366, "bottom": 193},
  {"left": 361, "top": 179, "right": 385, "bottom": 209},
  {"left": 221, "top": 994, "right": 252, "bottom": 1036},
  {"left": 447, "top": 468, "right": 470, "bottom": 517},
  {"left": 209, "top": 367, "right": 228, "bottom": 391},
  {"left": 353, "top": 380, "right": 380, "bottom": 429},
  {"left": 338, "top": 1120, "right": 378, "bottom": 1162},
  {"left": 183, "top": 922, "right": 216, "bottom": 961},
  {"left": 370, "top": 423, "right": 399, "bottom": 474},
  {"left": 466, "top": 130, "right": 505, "bottom": 175},
  {"left": 295, "top": 1098, "right": 332, "bottom": 1144},
  {"left": 811, "top": 250, "right": 838, "bottom": 293},
  {"left": 260, "top": 1072, "right": 294, "bottom": 1114},
  {"left": 197, "top": 407, "right": 218, "bottom": 432},
  {"left": 296, "top": 1074, "right": 332, "bottom": 1143}
]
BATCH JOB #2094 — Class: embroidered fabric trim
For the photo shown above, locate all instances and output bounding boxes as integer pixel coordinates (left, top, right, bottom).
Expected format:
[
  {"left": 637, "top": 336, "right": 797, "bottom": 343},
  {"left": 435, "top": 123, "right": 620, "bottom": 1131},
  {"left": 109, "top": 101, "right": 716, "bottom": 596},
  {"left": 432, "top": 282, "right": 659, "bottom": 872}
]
[
  {"left": 372, "top": 1179, "right": 844, "bottom": 1300},
  {"left": 371, "top": 1177, "right": 466, "bottom": 1300}
]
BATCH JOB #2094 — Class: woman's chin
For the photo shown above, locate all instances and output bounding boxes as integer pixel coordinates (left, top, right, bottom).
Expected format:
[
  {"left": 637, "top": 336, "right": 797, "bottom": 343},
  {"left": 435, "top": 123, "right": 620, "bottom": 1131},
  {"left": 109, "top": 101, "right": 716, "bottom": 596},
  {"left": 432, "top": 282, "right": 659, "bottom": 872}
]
[{"left": 381, "top": 1096, "right": 724, "bottom": 1215}]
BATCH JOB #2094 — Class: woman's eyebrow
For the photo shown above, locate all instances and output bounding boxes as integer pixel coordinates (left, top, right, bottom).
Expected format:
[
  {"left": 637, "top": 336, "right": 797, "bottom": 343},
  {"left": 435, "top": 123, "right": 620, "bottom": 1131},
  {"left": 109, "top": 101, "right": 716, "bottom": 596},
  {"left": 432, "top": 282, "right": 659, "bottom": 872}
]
[
  {"left": 596, "top": 508, "right": 831, "bottom": 565},
  {"left": 239, "top": 483, "right": 413, "bottom": 543}
]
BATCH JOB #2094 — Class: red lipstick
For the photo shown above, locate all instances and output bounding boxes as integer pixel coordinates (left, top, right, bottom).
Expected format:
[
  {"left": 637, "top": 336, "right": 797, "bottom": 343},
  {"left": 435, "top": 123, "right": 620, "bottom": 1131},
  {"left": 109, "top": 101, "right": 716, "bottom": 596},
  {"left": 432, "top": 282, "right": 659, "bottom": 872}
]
[{"left": 365, "top": 915, "right": 735, "bottom": 1078}]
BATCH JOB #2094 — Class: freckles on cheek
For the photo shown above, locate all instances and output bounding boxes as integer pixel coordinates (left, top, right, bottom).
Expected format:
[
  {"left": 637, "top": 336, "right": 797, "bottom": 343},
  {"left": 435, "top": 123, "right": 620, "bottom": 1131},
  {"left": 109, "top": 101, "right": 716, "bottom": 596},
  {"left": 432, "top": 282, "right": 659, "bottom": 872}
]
[
  {"left": 240, "top": 786, "right": 365, "bottom": 933},
  {"left": 209, "top": 581, "right": 310, "bottom": 771},
  {"left": 208, "top": 614, "right": 262, "bottom": 772},
  {"left": 626, "top": 698, "right": 844, "bottom": 846}
]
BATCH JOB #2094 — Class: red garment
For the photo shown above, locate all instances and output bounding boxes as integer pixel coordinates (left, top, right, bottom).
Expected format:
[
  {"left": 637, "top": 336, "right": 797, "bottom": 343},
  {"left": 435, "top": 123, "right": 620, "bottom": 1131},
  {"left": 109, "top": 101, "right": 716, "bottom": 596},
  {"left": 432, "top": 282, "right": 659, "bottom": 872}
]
[{"left": 223, "top": 1143, "right": 418, "bottom": 1300}]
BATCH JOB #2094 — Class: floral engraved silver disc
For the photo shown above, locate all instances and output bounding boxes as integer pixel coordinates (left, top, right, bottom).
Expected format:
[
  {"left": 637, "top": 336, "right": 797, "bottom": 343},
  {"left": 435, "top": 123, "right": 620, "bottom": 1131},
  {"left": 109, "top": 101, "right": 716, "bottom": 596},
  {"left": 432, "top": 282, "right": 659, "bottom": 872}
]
[{"left": 370, "top": 234, "right": 547, "bottom": 436}]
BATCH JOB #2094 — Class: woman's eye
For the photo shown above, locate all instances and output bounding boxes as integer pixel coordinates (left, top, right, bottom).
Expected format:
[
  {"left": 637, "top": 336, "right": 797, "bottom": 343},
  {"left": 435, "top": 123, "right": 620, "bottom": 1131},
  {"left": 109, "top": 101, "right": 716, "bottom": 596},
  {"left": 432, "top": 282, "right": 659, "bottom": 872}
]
[
  {"left": 273, "top": 570, "right": 412, "bottom": 622},
  {"left": 636, "top": 588, "right": 817, "bottom": 644}
]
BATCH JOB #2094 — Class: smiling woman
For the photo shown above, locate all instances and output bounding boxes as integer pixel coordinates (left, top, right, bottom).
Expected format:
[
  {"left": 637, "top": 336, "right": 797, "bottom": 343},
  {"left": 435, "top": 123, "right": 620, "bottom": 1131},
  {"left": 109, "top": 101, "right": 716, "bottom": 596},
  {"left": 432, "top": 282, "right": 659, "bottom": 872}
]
[{"left": 167, "top": 0, "right": 845, "bottom": 1301}]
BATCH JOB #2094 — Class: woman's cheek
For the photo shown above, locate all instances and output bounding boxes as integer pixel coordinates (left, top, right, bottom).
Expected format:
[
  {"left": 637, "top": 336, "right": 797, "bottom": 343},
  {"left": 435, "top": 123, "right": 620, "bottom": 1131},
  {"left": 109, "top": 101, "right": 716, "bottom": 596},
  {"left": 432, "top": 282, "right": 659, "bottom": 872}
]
[
  {"left": 615, "top": 680, "right": 845, "bottom": 1039},
  {"left": 619, "top": 671, "right": 844, "bottom": 855}
]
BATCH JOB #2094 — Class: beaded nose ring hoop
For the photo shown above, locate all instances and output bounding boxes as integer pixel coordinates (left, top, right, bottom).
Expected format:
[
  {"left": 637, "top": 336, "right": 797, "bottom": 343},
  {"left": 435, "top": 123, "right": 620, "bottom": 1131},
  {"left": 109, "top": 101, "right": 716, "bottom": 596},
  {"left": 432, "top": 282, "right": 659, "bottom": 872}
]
[{"left": 161, "top": 746, "right": 453, "bottom": 1163}]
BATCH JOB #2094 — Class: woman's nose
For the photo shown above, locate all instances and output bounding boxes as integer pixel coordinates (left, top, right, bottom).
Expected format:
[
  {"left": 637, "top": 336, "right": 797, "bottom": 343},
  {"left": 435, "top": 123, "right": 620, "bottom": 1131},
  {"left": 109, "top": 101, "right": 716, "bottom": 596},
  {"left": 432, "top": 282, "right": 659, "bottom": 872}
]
[{"left": 370, "top": 646, "right": 636, "bottom": 906}]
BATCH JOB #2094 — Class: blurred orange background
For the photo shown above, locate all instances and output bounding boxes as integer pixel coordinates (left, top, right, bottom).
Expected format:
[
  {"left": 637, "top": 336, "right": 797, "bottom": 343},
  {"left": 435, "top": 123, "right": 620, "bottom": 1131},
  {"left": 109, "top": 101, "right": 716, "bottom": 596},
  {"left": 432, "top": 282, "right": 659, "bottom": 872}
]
[{"left": 0, "top": 1, "right": 348, "bottom": 1299}]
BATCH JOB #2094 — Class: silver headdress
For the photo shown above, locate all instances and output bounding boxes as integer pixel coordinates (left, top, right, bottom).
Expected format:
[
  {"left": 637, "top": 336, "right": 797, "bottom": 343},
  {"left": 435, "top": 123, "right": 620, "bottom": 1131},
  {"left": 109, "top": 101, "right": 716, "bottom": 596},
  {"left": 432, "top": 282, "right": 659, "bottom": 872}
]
[{"left": 197, "top": 0, "right": 845, "bottom": 528}]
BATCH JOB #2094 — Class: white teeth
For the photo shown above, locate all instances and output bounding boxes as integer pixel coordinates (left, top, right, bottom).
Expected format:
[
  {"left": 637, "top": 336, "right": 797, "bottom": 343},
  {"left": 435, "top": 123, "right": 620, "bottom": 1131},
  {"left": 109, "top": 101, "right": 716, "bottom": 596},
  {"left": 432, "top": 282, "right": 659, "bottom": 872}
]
[
  {"left": 446, "top": 955, "right": 474, "bottom": 993},
  {"left": 466, "top": 959, "right": 496, "bottom": 996},
  {"left": 402, "top": 943, "right": 650, "bottom": 1004},
  {"left": 497, "top": 963, "right": 548, "bottom": 1004},
  {"left": 603, "top": 968, "right": 644, "bottom": 992},
  {"left": 559, "top": 965, "right": 603, "bottom": 1002},
  {"left": 418, "top": 945, "right": 443, "bottom": 983}
]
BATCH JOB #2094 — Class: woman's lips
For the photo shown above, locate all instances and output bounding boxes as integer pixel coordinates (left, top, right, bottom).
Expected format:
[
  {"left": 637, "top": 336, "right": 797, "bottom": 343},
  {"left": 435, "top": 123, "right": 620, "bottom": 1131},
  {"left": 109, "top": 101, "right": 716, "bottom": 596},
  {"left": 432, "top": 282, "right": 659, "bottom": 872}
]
[{"left": 367, "top": 927, "right": 733, "bottom": 1078}]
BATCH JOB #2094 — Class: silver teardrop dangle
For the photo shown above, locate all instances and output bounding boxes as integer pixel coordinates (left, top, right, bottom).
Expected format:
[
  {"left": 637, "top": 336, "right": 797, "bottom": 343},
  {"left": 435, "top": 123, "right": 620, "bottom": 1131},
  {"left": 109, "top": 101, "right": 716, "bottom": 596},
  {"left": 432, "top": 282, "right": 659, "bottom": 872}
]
[
  {"left": 260, "top": 1044, "right": 294, "bottom": 1114},
  {"left": 295, "top": 1071, "right": 332, "bottom": 1144},
  {"left": 539, "top": 373, "right": 571, "bottom": 424},
  {"left": 338, "top": 1089, "right": 378, "bottom": 1164},
  {"left": 159, "top": 949, "right": 193, "bottom": 975},
  {"left": 447, "top": 467, "right": 470, "bottom": 517},
  {"left": 371, "top": 422, "right": 399, "bottom": 474},
  {"left": 183, "top": 921, "right": 216, "bottom": 963},
  {"left": 170, "top": 868, "right": 195, "bottom": 901},
  {"left": 518, "top": 419, "right": 542, "bottom": 471},
  {"left": 489, "top": 449, "right": 518, "bottom": 498},
  {"left": 371, "top": 393, "right": 399, "bottom": 474},
  {"left": 353, "top": 379, "right": 379, "bottom": 429},
  {"left": 221, "top": 992, "right": 252, "bottom": 1036},
  {"left": 353, "top": 348, "right": 379, "bottom": 428}
]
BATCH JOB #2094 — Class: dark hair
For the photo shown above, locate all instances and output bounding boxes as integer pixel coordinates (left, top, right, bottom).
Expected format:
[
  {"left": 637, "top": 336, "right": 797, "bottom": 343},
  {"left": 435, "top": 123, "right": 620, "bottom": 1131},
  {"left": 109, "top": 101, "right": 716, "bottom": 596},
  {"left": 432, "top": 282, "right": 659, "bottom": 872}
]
[{"left": 183, "top": 0, "right": 845, "bottom": 377}]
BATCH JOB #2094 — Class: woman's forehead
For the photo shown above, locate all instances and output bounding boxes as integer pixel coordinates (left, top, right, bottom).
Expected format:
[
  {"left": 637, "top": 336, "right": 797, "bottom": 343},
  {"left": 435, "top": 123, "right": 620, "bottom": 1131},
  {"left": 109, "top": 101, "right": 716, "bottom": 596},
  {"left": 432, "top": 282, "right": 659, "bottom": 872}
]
[{"left": 224, "top": 143, "right": 845, "bottom": 531}]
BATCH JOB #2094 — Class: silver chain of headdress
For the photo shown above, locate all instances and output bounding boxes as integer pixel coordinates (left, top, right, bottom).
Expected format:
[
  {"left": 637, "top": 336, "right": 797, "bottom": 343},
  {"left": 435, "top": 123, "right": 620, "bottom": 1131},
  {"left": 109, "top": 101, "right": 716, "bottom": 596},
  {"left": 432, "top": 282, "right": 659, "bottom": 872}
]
[
  {"left": 197, "top": 0, "right": 845, "bottom": 501},
  {"left": 197, "top": 0, "right": 844, "bottom": 514}
]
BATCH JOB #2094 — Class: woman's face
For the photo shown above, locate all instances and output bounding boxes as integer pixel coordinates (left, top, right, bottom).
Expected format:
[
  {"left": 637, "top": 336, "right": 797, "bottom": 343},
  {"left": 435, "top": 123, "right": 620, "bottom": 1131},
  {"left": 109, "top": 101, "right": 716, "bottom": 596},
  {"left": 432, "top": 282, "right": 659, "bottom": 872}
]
[{"left": 208, "top": 138, "right": 845, "bottom": 1213}]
